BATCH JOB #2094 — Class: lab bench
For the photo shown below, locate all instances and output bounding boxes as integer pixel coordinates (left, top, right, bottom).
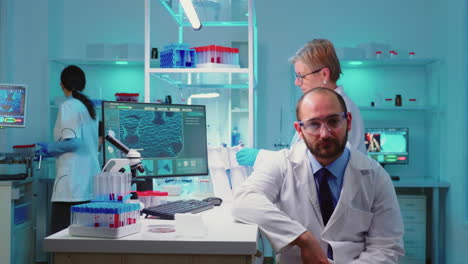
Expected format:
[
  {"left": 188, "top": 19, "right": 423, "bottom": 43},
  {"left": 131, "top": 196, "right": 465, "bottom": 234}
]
[
  {"left": 42, "top": 179, "right": 450, "bottom": 264},
  {"left": 44, "top": 203, "right": 258, "bottom": 264}
]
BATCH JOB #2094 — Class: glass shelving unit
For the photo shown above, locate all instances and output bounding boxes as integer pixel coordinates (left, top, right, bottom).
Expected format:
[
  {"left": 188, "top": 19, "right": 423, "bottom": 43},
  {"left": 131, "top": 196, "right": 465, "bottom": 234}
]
[
  {"left": 341, "top": 58, "right": 439, "bottom": 68},
  {"left": 144, "top": 0, "right": 257, "bottom": 147}
]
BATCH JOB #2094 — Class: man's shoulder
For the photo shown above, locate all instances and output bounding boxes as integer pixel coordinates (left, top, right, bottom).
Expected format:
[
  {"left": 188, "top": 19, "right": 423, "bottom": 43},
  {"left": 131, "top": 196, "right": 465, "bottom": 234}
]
[{"left": 255, "top": 148, "right": 292, "bottom": 167}]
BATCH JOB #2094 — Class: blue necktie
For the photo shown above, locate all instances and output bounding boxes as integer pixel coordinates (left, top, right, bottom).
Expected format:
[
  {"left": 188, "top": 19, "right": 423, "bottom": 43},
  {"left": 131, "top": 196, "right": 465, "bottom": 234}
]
[
  {"left": 317, "top": 168, "right": 334, "bottom": 260},
  {"left": 317, "top": 168, "right": 334, "bottom": 225}
]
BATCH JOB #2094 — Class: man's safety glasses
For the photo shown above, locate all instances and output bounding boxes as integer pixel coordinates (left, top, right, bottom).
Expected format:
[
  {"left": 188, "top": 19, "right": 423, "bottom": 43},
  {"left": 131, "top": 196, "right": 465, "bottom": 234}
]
[{"left": 298, "top": 112, "right": 347, "bottom": 135}]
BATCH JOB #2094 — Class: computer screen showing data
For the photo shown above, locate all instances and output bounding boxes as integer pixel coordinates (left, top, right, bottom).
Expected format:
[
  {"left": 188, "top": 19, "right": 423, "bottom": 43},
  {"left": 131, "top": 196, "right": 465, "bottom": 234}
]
[
  {"left": 364, "top": 128, "right": 409, "bottom": 164},
  {"left": 102, "top": 101, "right": 208, "bottom": 177},
  {"left": 0, "top": 84, "right": 27, "bottom": 127}
]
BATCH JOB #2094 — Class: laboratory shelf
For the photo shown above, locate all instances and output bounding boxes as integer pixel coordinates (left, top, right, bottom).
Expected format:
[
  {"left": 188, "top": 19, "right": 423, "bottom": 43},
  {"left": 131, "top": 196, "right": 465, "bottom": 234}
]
[
  {"left": 151, "top": 68, "right": 249, "bottom": 89},
  {"left": 49, "top": 58, "right": 151, "bottom": 66},
  {"left": 341, "top": 58, "right": 439, "bottom": 68},
  {"left": 145, "top": 0, "right": 256, "bottom": 145},
  {"left": 359, "top": 106, "right": 441, "bottom": 111},
  {"left": 49, "top": 58, "right": 166, "bottom": 67},
  {"left": 231, "top": 108, "right": 249, "bottom": 113},
  {"left": 149, "top": 67, "right": 249, "bottom": 73}
]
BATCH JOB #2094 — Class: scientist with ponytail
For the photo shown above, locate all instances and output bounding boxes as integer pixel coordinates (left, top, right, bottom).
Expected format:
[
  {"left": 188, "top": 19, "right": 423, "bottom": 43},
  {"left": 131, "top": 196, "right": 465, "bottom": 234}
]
[{"left": 37, "top": 65, "right": 100, "bottom": 234}]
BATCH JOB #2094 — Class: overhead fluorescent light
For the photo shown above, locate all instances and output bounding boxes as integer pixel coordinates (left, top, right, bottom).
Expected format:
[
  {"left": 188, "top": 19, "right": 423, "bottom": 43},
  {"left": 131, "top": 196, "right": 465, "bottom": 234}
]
[
  {"left": 190, "top": 93, "right": 220, "bottom": 98},
  {"left": 180, "top": 0, "right": 202, "bottom": 30},
  {"left": 348, "top": 61, "right": 363, "bottom": 66},
  {"left": 188, "top": 92, "right": 220, "bottom": 104}
]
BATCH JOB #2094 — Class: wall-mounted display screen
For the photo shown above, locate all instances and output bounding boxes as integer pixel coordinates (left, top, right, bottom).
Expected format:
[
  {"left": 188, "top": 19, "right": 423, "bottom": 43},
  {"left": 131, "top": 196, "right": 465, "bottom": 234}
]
[{"left": 0, "top": 84, "right": 27, "bottom": 127}]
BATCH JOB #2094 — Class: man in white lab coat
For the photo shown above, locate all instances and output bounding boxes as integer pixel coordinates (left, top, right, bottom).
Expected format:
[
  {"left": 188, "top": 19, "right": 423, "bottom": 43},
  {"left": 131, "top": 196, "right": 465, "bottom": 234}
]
[{"left": 232, "top": 87, "right": 404, "bottom": 263}]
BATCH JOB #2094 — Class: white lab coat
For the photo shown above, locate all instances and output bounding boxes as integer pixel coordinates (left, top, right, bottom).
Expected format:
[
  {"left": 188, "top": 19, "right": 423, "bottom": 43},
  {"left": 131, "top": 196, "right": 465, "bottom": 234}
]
[
  {"left": 290, "top": 86, "right": 366, "bottom": 154},
  {"left": 335, "top": 86, "right": 366, "bottom": 154},
  {"left": 232, "top": 141, "right": 404, "bottom": 264},
  {"left": 51, "top": 98, "right": 100, "bottom": 202}
]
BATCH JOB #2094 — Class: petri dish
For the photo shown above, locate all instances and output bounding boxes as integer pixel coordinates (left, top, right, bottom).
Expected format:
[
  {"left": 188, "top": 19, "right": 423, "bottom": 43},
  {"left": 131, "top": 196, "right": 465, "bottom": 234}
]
[{"left": 147, "top": 224, "right": 176, "bottom": 233}]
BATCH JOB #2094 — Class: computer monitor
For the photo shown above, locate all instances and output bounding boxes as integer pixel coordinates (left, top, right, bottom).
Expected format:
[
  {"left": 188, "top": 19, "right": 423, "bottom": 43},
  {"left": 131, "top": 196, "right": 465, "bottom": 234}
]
[
  {"left": 0, "top": 84, "right": 27, "bottom": 127},
  {"left": 364, "top": 128, "right": 409, "bottom": 164},
  {"left": 102, "top": 101, "right": 209, "bottom": 178}
]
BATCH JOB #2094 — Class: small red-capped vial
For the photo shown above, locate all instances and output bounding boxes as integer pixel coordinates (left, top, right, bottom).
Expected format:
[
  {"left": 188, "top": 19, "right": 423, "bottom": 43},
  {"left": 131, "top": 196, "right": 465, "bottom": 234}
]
[{"left": 375, "top": 51, "right": 382, "bottom": 59}]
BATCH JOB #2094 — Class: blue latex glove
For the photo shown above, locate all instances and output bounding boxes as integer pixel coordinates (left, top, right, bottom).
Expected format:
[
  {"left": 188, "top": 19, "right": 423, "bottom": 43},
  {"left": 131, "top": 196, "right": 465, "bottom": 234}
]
[
  {"left": 236, "top": 148, "right": 260, "bottom": 166},
  {"left": 35, "top": 142, "right": 52, "bottom": 159},
  {"left": 34, "top": 139, "right": 81, "bottom": 160}
]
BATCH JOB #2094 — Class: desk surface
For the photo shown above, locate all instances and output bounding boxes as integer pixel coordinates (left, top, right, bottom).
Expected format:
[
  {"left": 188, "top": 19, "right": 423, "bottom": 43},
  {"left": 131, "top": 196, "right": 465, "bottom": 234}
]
[{"left": 44, "top": 203, "right": 258, "bottom": 255}]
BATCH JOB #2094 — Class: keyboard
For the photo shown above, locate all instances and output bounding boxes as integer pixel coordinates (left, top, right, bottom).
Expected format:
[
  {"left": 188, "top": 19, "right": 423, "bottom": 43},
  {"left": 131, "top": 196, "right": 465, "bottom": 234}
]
[{"left": 142, "top": 199, "right": 214, "bottom": 220}]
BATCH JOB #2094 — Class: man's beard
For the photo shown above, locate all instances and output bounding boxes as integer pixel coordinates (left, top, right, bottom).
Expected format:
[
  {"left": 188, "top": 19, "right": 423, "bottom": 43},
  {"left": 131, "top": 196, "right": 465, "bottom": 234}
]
[{"left": 304, "top": 131, "right": 348, "bottom": 161}]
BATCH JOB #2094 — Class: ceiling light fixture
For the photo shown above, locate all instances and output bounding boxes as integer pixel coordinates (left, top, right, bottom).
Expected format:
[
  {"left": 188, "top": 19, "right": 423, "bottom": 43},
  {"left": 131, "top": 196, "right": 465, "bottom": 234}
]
[{"left": 180, "top": 0, "right": 202, "bottom": 30}]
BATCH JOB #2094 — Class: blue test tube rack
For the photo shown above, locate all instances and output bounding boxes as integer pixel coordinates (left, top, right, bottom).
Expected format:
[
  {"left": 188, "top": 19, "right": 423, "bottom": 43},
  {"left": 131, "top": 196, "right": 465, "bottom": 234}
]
[{"left": 160, "top": 43, "right": 197, "bottom": 68}]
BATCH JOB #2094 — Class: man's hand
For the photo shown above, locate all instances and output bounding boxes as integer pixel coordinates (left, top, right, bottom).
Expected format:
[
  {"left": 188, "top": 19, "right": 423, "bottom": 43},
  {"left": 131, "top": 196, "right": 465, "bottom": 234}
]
[{"left": 292, "top": 231, "right": 328, "bottom": 264}]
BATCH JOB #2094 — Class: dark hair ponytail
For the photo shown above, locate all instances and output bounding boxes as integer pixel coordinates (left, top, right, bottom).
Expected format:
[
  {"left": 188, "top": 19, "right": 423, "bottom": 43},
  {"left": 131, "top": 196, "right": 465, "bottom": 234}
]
[
  {"left": 71, "top": 90, "right": 96, "bottom": 120},
  {"left": 61, "top": 65, "right": 96, "bottom": 120}
]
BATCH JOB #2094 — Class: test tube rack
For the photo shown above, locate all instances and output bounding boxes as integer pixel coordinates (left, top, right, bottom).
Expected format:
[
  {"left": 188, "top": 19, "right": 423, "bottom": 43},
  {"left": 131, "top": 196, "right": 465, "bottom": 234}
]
[
  {"left": 192, "top": 45, "right": 239, "bottom": 67},
  {"left": 160, "top": 43, "right": 196, "bottom": 68},
  {"left": 69, "top": 202, "right": 141, "bottom": 238}
]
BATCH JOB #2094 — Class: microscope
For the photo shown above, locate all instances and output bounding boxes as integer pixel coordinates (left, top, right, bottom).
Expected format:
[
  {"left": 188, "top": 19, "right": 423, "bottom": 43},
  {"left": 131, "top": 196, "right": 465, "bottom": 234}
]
[
  {"left": 102, "top": 133, "right": 145, "bottom": 178},
  {"left": 102, "top": 133, "right": 156, "bottom": 191}
]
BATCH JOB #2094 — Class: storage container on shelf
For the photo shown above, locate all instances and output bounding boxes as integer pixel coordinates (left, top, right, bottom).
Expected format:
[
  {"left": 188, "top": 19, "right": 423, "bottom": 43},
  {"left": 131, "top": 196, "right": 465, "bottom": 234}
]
[
  {"left": 115, "top": 93, "right": 139, "bottom": 102},
  {"left": 160, "top": 43, "right": 196, "bottom": 68},
  {"left": 192, "top": 45, "right": 239, "bottom": 68},
  {"left": 356, "top": 42, "right": 391, "bottom": 59}
]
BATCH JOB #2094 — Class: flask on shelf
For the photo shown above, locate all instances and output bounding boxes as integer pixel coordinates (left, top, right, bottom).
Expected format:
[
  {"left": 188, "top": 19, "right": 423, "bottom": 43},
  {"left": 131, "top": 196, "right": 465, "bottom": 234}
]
[
  {"left": 375, "top": 51, "right": 382, "bottom": 59},
  {"left": 151, "top": 48, "right": 160, "bottom": 67},
  {"left": 231, "top": 126, "right": 240, "bottom": 146},
  {"left": 389, "top": 50, "right": 398, "bottom": 59},
  {"left": 395, "top": 94, "right": 402, "bottom": 106},
  {"left": 409, "top": 52, "right": 415, "bottom": 59},
  {"left": 151, "top": 48, "right": 159, "bottom": 59}
]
